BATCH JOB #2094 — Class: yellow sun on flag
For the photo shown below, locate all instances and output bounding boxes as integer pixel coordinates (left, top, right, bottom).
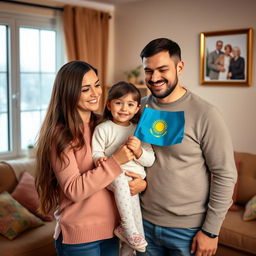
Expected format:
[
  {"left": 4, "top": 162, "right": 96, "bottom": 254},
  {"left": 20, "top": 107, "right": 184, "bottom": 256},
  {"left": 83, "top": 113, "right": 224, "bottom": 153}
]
[
  {"left": 150, "top": 120, "right": 168, "bottom": 137},
  {"left": 155, "top": 121, "right": 166, "bottom": 133}
]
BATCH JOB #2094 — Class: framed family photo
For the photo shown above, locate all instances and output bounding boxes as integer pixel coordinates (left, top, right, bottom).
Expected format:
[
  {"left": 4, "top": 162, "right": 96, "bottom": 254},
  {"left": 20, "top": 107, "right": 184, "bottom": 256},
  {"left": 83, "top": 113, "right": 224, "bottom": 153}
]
[{"left": 200, "top": 28, "right": 253, "bottom": 86}]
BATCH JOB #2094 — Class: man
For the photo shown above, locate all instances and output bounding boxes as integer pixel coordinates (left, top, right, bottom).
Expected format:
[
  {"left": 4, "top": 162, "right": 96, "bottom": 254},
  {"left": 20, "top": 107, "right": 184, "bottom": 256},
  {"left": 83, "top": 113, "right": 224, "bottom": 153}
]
[
  {"left": 136, "top": 38, "right": 237, "bottom": 256},
  {"left": 208, "top": 40, "right": 224, "bottom": 80}
]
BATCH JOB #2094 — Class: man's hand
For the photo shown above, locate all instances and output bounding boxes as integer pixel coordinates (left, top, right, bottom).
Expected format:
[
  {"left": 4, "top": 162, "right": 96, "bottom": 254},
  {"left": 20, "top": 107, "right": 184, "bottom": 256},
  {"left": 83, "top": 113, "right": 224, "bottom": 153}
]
[
  {"left": 125, "top": 171, "right": 147, "bottom": 196},
  {"left": 191, "top": 230, "right": 218, "bottom": 256}
]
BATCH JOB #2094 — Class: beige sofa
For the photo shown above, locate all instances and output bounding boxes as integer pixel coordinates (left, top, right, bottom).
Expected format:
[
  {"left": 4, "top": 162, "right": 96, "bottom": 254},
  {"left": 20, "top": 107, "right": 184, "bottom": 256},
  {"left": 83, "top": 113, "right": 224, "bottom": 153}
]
[
  {"left": 0, "top": 159, "right": 56, "bottom": 256},
  {"left": 216, "top": 152, "right": 256, "bottom": 256},
  {"left": 1, "top": 153, "right": 255, "bottom": 256}
]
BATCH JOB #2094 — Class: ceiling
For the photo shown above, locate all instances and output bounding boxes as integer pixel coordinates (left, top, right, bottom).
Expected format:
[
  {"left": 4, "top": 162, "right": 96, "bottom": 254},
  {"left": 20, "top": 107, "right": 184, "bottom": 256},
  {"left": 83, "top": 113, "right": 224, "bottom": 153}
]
[
  {"left": 81, "top": 0, "right": 142, "bottom": 4},
  {"left": 0, "top": 0, "right": 143, "bottom": 11}
]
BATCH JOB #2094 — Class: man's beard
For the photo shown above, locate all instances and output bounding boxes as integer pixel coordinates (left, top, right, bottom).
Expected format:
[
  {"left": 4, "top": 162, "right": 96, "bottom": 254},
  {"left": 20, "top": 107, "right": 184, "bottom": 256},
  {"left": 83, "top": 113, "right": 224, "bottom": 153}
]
[{"left": 148, "top": 76, "right": 178, "bottom": 99}]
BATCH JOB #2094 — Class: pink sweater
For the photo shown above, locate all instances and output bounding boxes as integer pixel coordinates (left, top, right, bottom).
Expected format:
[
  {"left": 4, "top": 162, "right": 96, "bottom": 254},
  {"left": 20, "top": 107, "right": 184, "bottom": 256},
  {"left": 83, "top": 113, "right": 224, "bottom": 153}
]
[{"left": 52, "top": 123, "right": 122, "bottom": 244}]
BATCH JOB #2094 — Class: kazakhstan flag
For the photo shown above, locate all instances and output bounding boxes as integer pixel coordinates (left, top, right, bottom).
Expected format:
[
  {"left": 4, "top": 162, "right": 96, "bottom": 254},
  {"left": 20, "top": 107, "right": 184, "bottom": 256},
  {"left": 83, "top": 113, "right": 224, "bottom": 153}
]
[{"left": 134, "top": 107, "right": 185, "bottom": 146}]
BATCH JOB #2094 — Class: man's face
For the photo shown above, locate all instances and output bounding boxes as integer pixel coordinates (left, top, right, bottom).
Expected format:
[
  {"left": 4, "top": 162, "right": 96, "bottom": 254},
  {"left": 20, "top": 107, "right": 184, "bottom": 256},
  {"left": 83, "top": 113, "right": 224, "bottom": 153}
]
[
  {"left": 142, "top": 51, "right": 179, "bottom": 99},
  {"left": 216, "top": 42, "right": 223, "bottom": 51}
]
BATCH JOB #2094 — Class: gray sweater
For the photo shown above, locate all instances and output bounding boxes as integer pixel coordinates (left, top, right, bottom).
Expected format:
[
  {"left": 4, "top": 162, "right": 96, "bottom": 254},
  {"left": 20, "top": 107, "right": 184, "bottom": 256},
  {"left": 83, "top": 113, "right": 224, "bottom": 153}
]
[{"left": 140, "top": 89, "right": 237, "bottom": 235}]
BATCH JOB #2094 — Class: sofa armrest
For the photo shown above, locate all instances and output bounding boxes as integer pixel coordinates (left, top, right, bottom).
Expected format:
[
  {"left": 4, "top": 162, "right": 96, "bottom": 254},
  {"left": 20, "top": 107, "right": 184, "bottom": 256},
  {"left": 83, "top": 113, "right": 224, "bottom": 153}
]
[
  {"left": 234, "top": 152, "right": 256, "bottom": 205},
  {"left": 0, "top": 162, "right": 18, "bottom": 193}
]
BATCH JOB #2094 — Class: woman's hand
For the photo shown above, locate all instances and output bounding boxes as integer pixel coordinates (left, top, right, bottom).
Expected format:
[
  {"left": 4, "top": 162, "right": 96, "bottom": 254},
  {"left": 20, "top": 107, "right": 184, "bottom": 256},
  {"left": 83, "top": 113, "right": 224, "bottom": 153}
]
[
  {"left": 126, "top": 136, "right": 142, "bottom": 159},
  {"left": 112, "top": 145, "right": 134, "bottom": 165},
  {"left": 125, "top": 171, "right": 147, "bottom": 196}
]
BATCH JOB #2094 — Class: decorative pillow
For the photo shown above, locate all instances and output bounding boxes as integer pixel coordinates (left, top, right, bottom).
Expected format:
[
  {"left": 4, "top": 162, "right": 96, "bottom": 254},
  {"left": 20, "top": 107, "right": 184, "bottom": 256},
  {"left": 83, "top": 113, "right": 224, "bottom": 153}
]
[
  {"left": 0, "top": 191, "right": 44, "bottom": 240},
  {"left": 11, "top": 171, "right": 53, "bottom": 221},
  {"left": 243, "top": 195, "right": 256, "bottom": 221},
  {"left": 229, "top": 160, "right": 241, "bottom": 211}
]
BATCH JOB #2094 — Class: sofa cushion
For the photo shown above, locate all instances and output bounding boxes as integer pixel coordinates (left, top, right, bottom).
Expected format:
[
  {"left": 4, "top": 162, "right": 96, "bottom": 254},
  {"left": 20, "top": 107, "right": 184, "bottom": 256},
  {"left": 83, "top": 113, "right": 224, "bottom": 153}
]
[
  {"left": 2, "top": 159, "right": 36, "bottom": 179},
  {"left": 0, "top": 220, "right": 56, "bottom": 256},
  {"left": 11, "top": 172, "right": 53, "bottom": 221},
  {"left": 243, "top": 195, "right": 256, "bottom": 221},
  {"left": 216, "top": 244, "right": 256, "bottom": 256},
  {"left": 229, "top": 159, "right": 241, "bottom": 211},
  {"left": 234, "top": 152, "right": 256, "bottom": 205},
  {"left": 0, "top": 191, "right": 44, "bottom": 240},
  {"left": 219, "top": 209, "right": 256, "bottom": 254}
]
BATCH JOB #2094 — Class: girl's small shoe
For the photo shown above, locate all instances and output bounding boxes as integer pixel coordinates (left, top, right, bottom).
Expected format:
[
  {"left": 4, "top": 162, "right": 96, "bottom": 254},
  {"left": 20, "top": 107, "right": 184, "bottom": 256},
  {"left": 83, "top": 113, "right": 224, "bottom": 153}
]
[
  {"left": 120, "top": 242, "right": 136, "bottom": 256},
  {"left": 114, "top": 226, "right": 147, "bottom": 252}
]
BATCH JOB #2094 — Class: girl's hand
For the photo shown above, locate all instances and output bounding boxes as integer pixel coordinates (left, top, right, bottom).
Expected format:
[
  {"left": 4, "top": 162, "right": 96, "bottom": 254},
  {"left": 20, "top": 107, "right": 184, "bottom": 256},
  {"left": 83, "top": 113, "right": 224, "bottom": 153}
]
[
  {"left": 126, "top": 136, "right": 142, "bottom": 159},
  {"left": 112, "top": 145, "right": 134, "bottom": 165},
  {"left": 96, "top": 157, "right": 107, "bottom": 167},
  {"left": 126, "top": 171, "right": 147, "bottom": 195}
]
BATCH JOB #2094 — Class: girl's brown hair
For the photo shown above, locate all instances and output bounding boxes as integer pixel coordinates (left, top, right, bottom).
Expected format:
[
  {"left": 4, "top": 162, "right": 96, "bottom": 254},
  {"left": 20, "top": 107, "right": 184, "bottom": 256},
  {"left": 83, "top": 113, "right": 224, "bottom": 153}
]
[
  {"left": 102, "top": 81, "right": 141, "bottom": 124},
  {"left": 35, "top": 61, "right": 98, "bottom": 215}
]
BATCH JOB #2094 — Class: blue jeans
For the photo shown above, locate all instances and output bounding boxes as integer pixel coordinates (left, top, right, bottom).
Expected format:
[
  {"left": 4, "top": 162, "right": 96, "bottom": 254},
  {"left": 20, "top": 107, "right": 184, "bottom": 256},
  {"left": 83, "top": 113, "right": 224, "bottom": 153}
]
[
  {"left": 137, "top": 219, "right": 200, "bottom": 256},
  {"left": 55, "top": 233, "right": 119, "bottom": 256}
]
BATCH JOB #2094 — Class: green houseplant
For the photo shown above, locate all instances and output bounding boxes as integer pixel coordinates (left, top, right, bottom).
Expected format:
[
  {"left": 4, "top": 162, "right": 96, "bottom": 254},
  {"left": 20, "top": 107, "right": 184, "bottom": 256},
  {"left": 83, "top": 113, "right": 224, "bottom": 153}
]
[
  {"left": 27, "top": 144, "right": 35, "bottom": 158},
  {"left": 125, "top": 65, "right": 142, "bottom": 84}
]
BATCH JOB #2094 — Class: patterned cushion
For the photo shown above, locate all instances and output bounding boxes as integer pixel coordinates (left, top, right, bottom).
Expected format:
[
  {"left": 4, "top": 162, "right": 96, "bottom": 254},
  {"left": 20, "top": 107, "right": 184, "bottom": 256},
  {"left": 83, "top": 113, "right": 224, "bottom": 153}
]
[
  {"left": 243, "top": 195, "right": 256, "bottom": 221},
  {"left": 0, "top": 191, "right": 44, "bottom": 240}
]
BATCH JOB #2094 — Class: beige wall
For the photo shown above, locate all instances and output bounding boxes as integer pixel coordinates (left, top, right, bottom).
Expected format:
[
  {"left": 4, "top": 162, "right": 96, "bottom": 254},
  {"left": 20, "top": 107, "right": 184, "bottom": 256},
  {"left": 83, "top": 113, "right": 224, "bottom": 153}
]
[{"left": 113, "top": 0, "right": 256, "bottom": 154}]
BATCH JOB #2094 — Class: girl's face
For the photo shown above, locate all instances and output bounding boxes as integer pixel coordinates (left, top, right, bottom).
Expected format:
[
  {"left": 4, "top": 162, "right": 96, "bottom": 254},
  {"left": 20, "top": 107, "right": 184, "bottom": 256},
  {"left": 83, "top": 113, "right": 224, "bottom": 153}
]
[
  {"left": 77, "top": 70, "right": 102, "bottom": 121},
  {"left": 107, "top": 93, "right": 140, "bottom": 126}
]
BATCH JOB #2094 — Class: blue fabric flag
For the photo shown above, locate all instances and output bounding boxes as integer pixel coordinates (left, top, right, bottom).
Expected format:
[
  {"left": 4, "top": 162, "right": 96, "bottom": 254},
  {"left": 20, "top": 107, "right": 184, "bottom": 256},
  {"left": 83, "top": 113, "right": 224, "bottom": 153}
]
[{"left": 134, "top": 107, "right": 185, "bottom": 146}]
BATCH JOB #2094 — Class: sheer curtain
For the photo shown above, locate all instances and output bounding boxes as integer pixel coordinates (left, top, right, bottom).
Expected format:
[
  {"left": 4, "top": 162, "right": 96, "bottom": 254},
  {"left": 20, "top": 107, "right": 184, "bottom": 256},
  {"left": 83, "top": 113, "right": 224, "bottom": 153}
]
[{"left": 63, "top": 5, "right": 109, "bottom": 109}]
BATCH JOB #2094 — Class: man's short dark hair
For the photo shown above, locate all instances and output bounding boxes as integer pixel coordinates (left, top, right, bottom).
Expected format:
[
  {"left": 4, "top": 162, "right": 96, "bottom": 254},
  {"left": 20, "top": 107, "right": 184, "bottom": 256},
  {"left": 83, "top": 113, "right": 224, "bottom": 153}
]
[
  {"left": 140, "top": 38, "right": 181, "bottom": 61},
  {"left": 216, "top": 40, "right": 223, "bottom": 45}
]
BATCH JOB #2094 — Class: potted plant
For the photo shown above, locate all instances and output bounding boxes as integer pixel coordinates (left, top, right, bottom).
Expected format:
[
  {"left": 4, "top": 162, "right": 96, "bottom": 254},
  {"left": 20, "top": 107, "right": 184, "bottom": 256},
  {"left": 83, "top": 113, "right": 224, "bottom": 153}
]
[
  {"left": 27, "top": 144, "right": 35, "bottom": 158},
  {"left": 125, "top": 65, "right": 142, "bottom": 84}
]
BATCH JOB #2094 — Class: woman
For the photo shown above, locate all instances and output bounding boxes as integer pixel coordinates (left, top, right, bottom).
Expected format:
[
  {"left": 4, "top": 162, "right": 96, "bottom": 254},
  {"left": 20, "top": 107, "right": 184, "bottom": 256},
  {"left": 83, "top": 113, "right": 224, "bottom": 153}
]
[
  {"left": 228, "top": 47, "right": 245, "bottom": 80},
  {"left": 35, "top": 61, "right": 136, "bottom": 256},
  {"left": 215, "top": 44, "right": 232, "bottom": 80}
]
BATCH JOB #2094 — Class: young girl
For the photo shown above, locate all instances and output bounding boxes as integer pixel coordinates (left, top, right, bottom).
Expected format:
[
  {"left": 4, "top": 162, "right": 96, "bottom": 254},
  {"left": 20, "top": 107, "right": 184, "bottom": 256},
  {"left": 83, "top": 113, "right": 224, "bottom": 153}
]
[
  {"left": 35, "top": 61, "right": 135, "bottom": 256},
  {"left": 92, "top": 81, "right": 155, "bottom": 255}
]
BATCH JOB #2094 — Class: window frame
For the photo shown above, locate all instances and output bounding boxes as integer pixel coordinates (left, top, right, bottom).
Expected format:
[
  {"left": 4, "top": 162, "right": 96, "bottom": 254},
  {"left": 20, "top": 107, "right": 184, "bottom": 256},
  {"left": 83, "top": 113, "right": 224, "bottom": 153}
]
[{"left": 0, "top": 11, "right": 64, "bottom": 159}]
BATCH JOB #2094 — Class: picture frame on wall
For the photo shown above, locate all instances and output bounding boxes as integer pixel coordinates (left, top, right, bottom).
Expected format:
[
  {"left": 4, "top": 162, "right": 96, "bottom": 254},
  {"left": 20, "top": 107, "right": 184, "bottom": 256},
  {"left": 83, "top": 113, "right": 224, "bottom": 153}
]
[{"left": 200, "top": 28, "right": 253, "bottom": 86}]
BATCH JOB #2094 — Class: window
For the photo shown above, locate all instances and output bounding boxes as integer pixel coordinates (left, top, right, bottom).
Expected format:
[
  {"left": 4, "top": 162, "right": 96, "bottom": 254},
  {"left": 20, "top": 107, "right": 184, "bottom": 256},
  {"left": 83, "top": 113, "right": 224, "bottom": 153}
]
[
  {"left": 0, "top": 11, "right": 64, "bottom": 158},
  {"left": 20, "top": 28, "right": 56, "bottom": 149},
  {"left": 0, "top": 25, "right": 9, "bottom": 153}
]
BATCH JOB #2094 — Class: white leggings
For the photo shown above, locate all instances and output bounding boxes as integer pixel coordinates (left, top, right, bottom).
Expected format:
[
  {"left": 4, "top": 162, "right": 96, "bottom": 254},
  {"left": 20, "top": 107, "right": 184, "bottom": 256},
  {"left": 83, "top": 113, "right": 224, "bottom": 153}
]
[{"left": 109, "top": 172, "right": 144, "bottom": 255}]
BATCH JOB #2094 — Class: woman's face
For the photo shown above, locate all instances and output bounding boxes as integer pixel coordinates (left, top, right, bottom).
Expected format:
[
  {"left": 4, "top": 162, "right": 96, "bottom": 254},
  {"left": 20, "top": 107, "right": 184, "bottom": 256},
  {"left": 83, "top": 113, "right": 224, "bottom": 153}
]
[
  {"left": 225, "top": 46, "right": 232, "bottom": 55},
  {"left": 233, "top": 49, "right": 240, "bottom": 57},
  {"left": 77, "top": 70, "right": 102, "bottom": 116}
]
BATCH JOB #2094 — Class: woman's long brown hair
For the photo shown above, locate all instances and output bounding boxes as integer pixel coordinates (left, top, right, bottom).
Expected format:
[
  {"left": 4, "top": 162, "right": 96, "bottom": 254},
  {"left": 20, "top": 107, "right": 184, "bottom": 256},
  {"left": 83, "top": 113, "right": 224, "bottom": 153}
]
[{"left": 35, "top": 61, "right": 98, "bottom": 215}]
